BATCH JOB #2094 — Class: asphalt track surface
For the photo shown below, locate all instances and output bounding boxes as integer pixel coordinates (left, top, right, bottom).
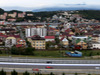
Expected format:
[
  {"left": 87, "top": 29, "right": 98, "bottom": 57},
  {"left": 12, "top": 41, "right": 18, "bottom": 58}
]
[
  {"left": 0, "top": 58, "right": 100, "bottom": 64},
  {"left": 0, "top": 62, "right": 100, "bottom": 69}
]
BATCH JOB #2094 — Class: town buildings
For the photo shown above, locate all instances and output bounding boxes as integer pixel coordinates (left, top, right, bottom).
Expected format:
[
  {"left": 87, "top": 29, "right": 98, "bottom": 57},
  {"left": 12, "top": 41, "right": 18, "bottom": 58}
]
[
  {"left": 27, "top": 35, "right": 46, "bottom": 49},
  {"left": 25, "top": 27, "right": 47, "bottom": 37}
]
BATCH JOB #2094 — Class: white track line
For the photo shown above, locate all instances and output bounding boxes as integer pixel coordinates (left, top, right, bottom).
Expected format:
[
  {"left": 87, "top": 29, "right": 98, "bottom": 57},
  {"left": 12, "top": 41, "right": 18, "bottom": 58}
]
[{"left": 0, "top": 62, "right": 100, "bottom": 66}]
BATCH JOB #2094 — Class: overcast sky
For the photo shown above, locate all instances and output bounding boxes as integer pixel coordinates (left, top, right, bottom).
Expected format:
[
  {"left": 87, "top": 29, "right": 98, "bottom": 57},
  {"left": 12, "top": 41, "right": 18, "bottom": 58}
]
[{"left": 0, "top": 0, "right": 100, "bottom": 7}]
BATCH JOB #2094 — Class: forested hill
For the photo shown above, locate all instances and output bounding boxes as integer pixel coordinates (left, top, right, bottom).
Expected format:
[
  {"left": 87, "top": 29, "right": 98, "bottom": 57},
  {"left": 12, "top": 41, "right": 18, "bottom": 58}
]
[
  {"left": 0, "top": 8, "right": 5, "bottom": 14},
  {"left": 78, "top": 10, "right": 100, "bottom": 20}
]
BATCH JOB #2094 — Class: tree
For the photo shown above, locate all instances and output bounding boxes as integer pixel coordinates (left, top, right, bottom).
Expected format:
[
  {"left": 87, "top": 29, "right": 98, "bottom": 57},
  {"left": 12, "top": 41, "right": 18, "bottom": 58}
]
[
  {"left": 88, "top": 74, "right": 91, "bottom": 75},
  {"left": 10, "top": 46, "right": 19, "bottom": 55},
  {"left": 50, "top": 72, "right": 54, "bottom": 75},
  {"left": 0, "top": 8, "right": 4, "bottom": 14},
  {"left": 75, "top": 73, "right": 78, "bottom": 75},
  {"left": 35, "top": 72, "right": 41, "bottom": 75},
  {"left": 11, "top": 70, "right": 18, "bottom": 75},
  {"left": 62, "top": 72, "right": 65, "bottom": 75},
  {"left": 46, "top": 41, "right": 56, "bottom": 49},
  {"left": 71, "top": 29, "right": 75, "bottom": 32},
  {"left": 75, "top": 33, "right": 79, "bottom": 36},
  {"left": 23, "top": 71, "right": 30, "bottom": 75},
  {"left": 55, "top": 37, "right": 60, "bottom": 44},
  {"left": 89, "top": 52, "right": 93, "bottom": 56},
  {"left": 0, "top": 69, "right": 6, "bottom": 75},
  {"left": 24, "top": 47, "right": 35, "bottom": 55}
]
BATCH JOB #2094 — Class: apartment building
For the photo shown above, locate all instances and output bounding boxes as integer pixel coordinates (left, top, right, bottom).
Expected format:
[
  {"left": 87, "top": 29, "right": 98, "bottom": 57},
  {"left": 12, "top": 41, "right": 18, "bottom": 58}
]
[
  {"left": 25, "top": 27, "right": 47, "bottom": 37},
  {"left": 28, "top": 35, "right": 45, "bottom": 49}
]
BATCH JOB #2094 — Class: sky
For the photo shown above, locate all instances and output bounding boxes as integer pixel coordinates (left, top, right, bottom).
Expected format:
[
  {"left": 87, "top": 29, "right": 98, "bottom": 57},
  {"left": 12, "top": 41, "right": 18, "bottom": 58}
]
[
  {"left": 0, "top": 0, "right": 100, "bottom": 7},
  {"left": 0, "top": 0, "right": 100, "bottom": 11}
]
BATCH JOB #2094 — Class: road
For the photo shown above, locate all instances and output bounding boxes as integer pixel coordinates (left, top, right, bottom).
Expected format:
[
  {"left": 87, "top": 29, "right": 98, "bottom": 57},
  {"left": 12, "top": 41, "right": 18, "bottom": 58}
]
[
  {"left": 6, "top": 22, "right": 100, "bottom": 26},
  {"left": 0, "top": 62, "right": 100, "bottom": 74},
  {"left": 0, "top": 57, "right": 100, "bottom": 64},
  {"left": 0, "top": 62, "right": 100, "bottom": 69}
]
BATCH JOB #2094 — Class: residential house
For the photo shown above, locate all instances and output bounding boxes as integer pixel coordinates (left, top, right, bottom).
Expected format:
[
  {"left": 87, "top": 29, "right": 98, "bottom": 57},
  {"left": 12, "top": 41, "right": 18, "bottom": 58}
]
[
  {"left": 91, "top": 43, "right": 100, "bottom": 49},
  {"left": 5, "top": 35, "right": 20, "bottom": 47},
  {"left": 5, "top": 36, "right": 16, "bottom": 47},
  {"left": 92, "top": 35, "right": 99, "bottom": 42},
  {"left": 0, "top": 21, "right": 5, "bottom": 25},
  {"left": 72, "top": 36, "right": 88, "bottom": 49},
  {"left": 0, "top": 15, "right": 6, "bottom": 20},
  {"left": 27, "top": 35, "right": 45, "bottom": 49},
  {"left": 17, "top": 39, "right": 26, "bottom": 46},
  {"left": 18, "top": 13, "right": 25, "bottom": 18},
  {"left": 8, "top": 12, "right": 17, "bottom": 18},
  {"left": 60, "top": 37, "right": 69, "bottom": 47},
  {"left": 0, "top": 34, "right": 7, "bottom": 41},
  {"left": 0, "top": 39, "right": 3, "bottom": 45},
  {"left": 0, "top": 28, "right": 16, "bottom": 35},
  {"left": 7, "top": 19, "right": 16, "bottom": 22}
]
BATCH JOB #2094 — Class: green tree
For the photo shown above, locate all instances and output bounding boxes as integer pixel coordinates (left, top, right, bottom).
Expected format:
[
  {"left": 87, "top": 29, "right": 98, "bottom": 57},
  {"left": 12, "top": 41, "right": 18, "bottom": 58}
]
[
  {"left": 97, "top": 52, "right": 100, "bottom": 55},
  {"left": 11, "top": 70, "right": 18, "bottom": 75},
  {"left": 75, "top": 73, "right": 78, "bottom": 75},
  {"left": 23, "top": 71, "right": 30, "bottom": 75},
  {"left": 89, "top": 52, "right": 93, "bottom": 56},
  {"left": 55, "top": 37, "right": 60, "bottom": 44},
  {"left": 10, "top": 46, "right": 19, "bottom": 55},
  {"left": 88, "top": 74, "right": 91, "bottom": 75},
  {"left": 0, "top": 69, "right": 6, "bottom": 75},
  {"left": 75, "top": 33, "right": 79, "bottom": 36},
  {"left": 50, "top": 72, "right": 54, "bottom": 75},
  {"left": 62, "top": 72, "right": 65, "bottom": 75},
  {"left": 24, "top": 47, "right": 35, "bottom": 55},
  {"left": 71, "top": 29, "right": 75, "bottom": 32},
  {"left": 35, "top": 72, "right": 41, "bottom": 75},
  {"left": 0, "top": 8, "right": 4, "bottom": 14}
]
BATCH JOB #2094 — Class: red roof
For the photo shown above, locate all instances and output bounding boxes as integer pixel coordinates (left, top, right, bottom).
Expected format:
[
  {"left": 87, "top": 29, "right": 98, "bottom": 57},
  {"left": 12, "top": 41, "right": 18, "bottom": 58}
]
[
  {"left": 45, "top": 36, "right": 55, "bottom": 39},
  {"left": 61, "top": 37, "right": 64, "bottom": 41},
  {"left": 16, "top": 44, "right": 23, "bottom": 48},
  {"left": 65, "top": 29, "right": 71, "bottom": 32},
  {"left": 7, "top": 35, "right": 20, "bottom": 38},
  {"left": 0, "top": 35, "right": 8, "bottom": 38}
]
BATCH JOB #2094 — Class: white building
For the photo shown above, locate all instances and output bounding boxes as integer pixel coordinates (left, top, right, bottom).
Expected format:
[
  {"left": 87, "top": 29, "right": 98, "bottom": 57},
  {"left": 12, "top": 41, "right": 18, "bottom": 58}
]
[
  {"left": 91, "top": 34, "right": 100, "bottom": 49},
  {"left": 72, "top": 36, "right": 88, "bottom": 40},
  {"left": 64, "top": 23, "right": 71, "bottom": 29},
  {"left": 91, "top": 43, "right": 100, "bottom": 49},
  {"left": 5, "top": 37, "right": 16, "bottom": 47},
  {"left": 25, "top": 27, "right": 47, "bottom": 37}
]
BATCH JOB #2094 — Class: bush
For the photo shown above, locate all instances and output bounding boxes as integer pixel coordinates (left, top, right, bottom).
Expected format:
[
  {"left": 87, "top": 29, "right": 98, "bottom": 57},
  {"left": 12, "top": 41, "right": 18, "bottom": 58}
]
[
  {"left": 75, "top": 73, "right": 78, "bottom": 75},
  {"left": 0, "top": 69, "right": 6, "bottom": 75},
  {"left": 23, "top": 71, "right": 30, "bottom": 75},
  {"left": 50, "top": 72, "right": 54, "bottom": 75},
  {"left": 11, "top": 46, "right": 35, "bottom": 55},
  {"left": 11, "top": 70, "right": 18, "bottom": 75},
  {"left": 62, "top": 72, "right": 65, "bottom": 75}
]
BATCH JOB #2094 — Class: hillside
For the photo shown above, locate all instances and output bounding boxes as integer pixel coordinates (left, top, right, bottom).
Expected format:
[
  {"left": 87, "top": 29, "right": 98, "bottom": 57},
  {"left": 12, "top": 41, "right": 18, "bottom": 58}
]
[
  {"left": 78, "top": 10, "right": 100, "bottom": 20},
  {"left": 0, "top": 8, "right": 5, "bottom": 14}
]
